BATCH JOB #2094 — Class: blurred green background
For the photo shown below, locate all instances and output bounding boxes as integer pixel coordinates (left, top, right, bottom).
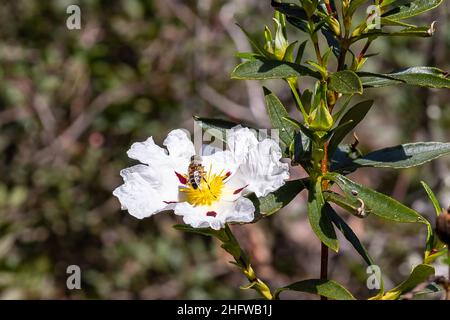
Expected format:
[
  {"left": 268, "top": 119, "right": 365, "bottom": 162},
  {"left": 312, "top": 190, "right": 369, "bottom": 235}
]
[{"left": 0, "top": 0, "right": 449, "bottom": 299}]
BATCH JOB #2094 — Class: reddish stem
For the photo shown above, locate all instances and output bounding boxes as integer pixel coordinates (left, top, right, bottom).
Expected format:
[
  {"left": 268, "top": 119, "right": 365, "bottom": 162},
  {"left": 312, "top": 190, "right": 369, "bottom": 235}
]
[{"left": 320, "top": 242, "right": 329, "bottom": 300}]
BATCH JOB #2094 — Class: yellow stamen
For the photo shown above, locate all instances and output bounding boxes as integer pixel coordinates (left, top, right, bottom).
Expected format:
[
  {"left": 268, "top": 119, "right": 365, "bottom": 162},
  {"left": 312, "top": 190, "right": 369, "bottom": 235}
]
[{"left": 180, "top": 171, "right": 226, "bottom": 206}]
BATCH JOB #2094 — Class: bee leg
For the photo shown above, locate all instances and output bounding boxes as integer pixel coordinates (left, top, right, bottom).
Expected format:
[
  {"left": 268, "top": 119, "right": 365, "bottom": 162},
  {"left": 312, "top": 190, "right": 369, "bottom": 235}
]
[{"left": 202, "top": 177, "right": 212, "bottom": 190}]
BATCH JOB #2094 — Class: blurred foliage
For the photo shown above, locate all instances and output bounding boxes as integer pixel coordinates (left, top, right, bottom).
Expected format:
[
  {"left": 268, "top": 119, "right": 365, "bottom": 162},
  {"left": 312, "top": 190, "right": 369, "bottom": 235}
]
[{"left": 0, "top": 0, "right": 448, "bottom": 299}]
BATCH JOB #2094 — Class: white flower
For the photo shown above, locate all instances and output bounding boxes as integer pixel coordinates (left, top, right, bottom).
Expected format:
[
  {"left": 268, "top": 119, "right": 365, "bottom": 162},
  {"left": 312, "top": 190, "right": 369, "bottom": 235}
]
[{"left": 113, "top": 127, "right": 289, "bottom": 230}]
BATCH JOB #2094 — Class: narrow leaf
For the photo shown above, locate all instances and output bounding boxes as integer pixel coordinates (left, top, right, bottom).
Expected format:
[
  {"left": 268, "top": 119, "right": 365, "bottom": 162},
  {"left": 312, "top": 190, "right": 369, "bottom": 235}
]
[
  {"left": 231, "top": 57, "right": 320, "bottom": 80},
  {"left": 381, "top": 264, "right": 435, "bottom": 300},
  {"left": 359, "top": 67, "right": 450, "bottom": 89},
  {"left": 263, "top": 87, "right": 296, "bottom": 151},
  {"left": 382, "top": 0, "right": 443, "bottom": 21},
  {"left": 307, "top": 179, "right": 339, "bottom": 252},
  {"left": 335, "top": 142, "right": 450, "bottom": 171},
  {"left": 248, "top": 179, "right": 308, "bottom": 218},
  {"left": 328, "top": 100, "right": 373, "bottom": 155},
  {"left": 295, "top": 40, "right": 308, "bottom": 64},
  {"left": 293, "top": 131, "right": 311, "bottom": 166},
  {"left": 329, "top": 70, "right": 363, "bottom": 94},
  {"left": 276, "top": 279, "right": 356, "bottom": 300},
  {"left": 326, "top": 203, "right": 374, "bottom": 266},
  {"left": 324, "top": 191, "right": 369, "bottom": 218},
  {"left": 236, "top": 24, "right": 266, "bottom": 56},
  {"left": 420, "top": 181, "right": 442, "bottom": 216},
  {"left": 351, "top": 25, "right": 435, "bottom": 42},
  {"left": 327, "top": 173, "right": 428, "bottom": 224}
]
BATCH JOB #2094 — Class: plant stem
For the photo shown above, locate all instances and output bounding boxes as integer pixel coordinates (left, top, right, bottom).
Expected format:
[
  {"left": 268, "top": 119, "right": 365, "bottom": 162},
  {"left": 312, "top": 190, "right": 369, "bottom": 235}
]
[
  {"left": 447, "top": 246, "right": 450, "bottom": 300},
  {"left": 313, "top": 41, "right": 323, "bottom": 66},
  {"left": 321, "top": 142, "right": 329, "bottom": 189},
  {"left": 320, "top": 242, "right": 329, "bottom": 300},
  {"left": 288, "top": 79, "right": 308, "bottom": 120},
  {"left": 223, "top": 225, "right": 273, "bottom": 300},
  {"left": 320, "top": 140, "right": 330, "bottom": 300},
  {"left": 337, "top": 45, "right": 347, "bottom": 71},
  {"left": 308, "top": 20, "right": 323, "bottom": 66}
]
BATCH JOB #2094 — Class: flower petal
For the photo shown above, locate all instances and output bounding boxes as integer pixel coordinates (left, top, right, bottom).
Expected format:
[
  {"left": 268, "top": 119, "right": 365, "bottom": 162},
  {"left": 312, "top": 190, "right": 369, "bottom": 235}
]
[
  {"left": 127, "top": 137, "right": 168, "bottom": 166},
  {"left": 173, "top": 197, "right": 255, "bottom": 230},
  {"left": 221, "top": 197, "right": 255, "bottom": 225},
  {"left": 113, "top": 165, "right": 177, "bottom": 219},
  {"left": 236, "top": 139, "right": 289, "bottom": 197},
  {"left": 163, "top": 129, "right": 195, "bottom": 160},
  {"left": 227, "top": 126, "right": 259, "bottom": 164},
  {"left": 202, "top": 150, "right": 238, "bottom": 176}
]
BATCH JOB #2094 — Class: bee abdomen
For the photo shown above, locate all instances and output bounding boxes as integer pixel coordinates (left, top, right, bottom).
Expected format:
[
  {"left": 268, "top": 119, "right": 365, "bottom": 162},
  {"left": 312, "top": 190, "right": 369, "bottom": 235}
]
[{"left": 189, "top": 177, "right": 199, "bottom": 189}]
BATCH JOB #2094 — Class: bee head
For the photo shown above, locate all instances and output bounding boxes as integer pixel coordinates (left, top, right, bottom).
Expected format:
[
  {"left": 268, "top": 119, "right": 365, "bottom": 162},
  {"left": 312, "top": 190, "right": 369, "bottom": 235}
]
[{"left": 190, "top": 155, "right": 202, "bottom": 162}]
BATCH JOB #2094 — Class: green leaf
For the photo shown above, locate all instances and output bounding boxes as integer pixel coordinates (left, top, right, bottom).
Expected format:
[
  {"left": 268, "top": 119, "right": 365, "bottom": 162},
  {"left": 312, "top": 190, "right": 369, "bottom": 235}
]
[
  {"left": 236, "top": 24, "right": 266, "bottom": 56},
  {"left": 359, "top": 67, "right": 450, "bottom": 89},
  {"left": 263, "top": 87, "right": 296, "bottom": 152},
  {"left": 326, "top": 203, "right": 374, "bottom": 266},
  {"left": 221, "top": 240, "right": 242, "bottom": 261},
  {"left": 380, "top": 17, "right": 416, "bottom": 27},
  {"left": 380, "top": 0, "right": 398, "bottom": 8},
  {"left": 300, "top": 89, "right": 313, "bottom": 113},
  {"left": 193, "top": 116, "right": 238, "bottom": 144},
  {"left": 271, "top": 1, "right": 309, "bottom": 20},
  {"left": 275, "top": 279, "right": 356, "bottom": 300},
  {"left": 324, "top": 191, "right": 369, "bottom": 218},
  {"left": 327, "top": 173, "right": 428, "bottom": 224},
  {"left": 329, "top": 70, "right": 363, "bottom": 94},
  {"left": 420, "top": 181, "right": 442, "bottom": 216},
  {"left": 321, "top": 27, "right": 341, "bottom": 57},
  {"left": 381, "top": 264, "right": 435, "bottom": 300},
  {"left": 335, "top": 142, "right": 450, "bottom": 171},
  {"left": 293, "top": 131, "right": 311, "bottom": 166},
  {"left": 347, "top": 0, "right": 369, "bottom": 17},
  {"left": 307, "top": 179, "right": 339, "bottom": 252},
  {"left": 293, "top": 121, "right": 317, "bottom": 142},
  {"left": 351, "top": 25, "right": 435, "bottom": 42},
  {"left": 235, "top": 52, "right": 264, "bottom": 60},
  {"left": 295, "top": 40, "right": 308, "bottom": 64},
  {"left": 282, "top": 41, "right": 297, "bottom": 62},
  {"left": 420, "top": 181, "right": 445, "bottom": 265},
  {"left": 382, "top": 0, "right": 443, "bottom": 21},
  {"left": 248, "top": 179, "right": 308, "bottom": 218},
  {"left": 286, "top": 16, "right": 309, "bottom": 33},
  {"left": 328, "top": 100, "right": 373, "bottom": 155},
  {"left": 231, "top": 57, "right": 320, "bottom": 80}
]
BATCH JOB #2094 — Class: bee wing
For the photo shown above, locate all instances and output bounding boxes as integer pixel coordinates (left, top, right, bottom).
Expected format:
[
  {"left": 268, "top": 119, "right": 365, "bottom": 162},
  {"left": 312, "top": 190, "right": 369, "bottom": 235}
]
[{"left": 193, "top": 171, "right": 202, "bottom": 185}]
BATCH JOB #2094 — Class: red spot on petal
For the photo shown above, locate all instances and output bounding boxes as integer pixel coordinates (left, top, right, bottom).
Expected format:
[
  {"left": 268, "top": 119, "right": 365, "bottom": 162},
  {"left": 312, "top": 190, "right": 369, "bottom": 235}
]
[
  {"left": 175, "top": 171, "right": 187, "bottom": 184},
  {"left": 206, "top": 211, "right": 217, "bottom": 217},
  {"left": 164, "top": 201, "right": 178, "bottom": 204},
  {"left": 233, "top": 185, "right": 248, "bottom": 195}
]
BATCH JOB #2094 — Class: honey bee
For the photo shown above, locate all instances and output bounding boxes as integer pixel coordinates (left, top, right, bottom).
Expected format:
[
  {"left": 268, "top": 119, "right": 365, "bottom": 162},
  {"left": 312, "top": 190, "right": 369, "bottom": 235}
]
[{"left": 188, "top": 155, "right": 206, "bottom": 189}]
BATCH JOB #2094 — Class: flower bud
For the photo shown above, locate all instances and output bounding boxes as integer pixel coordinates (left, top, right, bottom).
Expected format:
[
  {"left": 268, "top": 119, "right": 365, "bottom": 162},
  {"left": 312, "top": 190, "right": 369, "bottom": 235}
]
[
  {"left": 329, "top": 17, "right": 341, "bottom": 36},
  {"left": 308, "top": 101, "right": 334, "bottom": 131},
  {"left": 264, "top": 18, "right": 289, "bottom": 61},
  {"left": 436, "top": 208, "right": 450, "bottom": 245}
]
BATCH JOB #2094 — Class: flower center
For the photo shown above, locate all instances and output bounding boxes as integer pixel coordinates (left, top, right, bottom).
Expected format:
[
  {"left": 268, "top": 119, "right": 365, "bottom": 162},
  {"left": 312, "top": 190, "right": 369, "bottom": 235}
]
[{"left": 180, "top": 170, "right": 226, "bottom": 207}]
